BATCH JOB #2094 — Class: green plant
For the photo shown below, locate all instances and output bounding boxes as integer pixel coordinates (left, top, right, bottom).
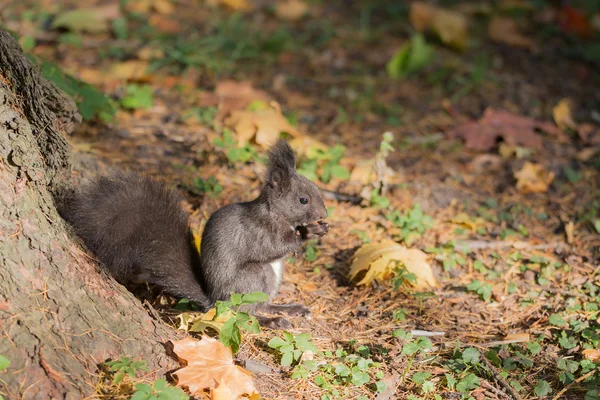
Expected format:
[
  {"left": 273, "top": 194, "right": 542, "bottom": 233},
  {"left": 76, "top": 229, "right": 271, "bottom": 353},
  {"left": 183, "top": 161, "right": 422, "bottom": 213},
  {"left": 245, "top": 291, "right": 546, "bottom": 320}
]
[
  {"left": 131, "top": 379, "right": 188, "bottom": 400},
  {"left": 214, "top": 292, "right": 268, "bottom": 353},
  {"left": 391, "top": 262, "right": 417, "bottom": 291},
  {"left": 386, "top": 205, "right": 433, "bottom": 244},
  {"left": 39, "top": 59, "right": 117, "bottom": 121},
  {"left": 191, "top": 176, "right": 223, "bottom": 198},
  {"left": 213, "top": 130, "right": 260, "bottom": 164},
  {"left": 297, "top": 145, "right": 350, "bottom": 184},
  {"left": 268, "top": 332, "right": 319, "bottom": 367},
  {"left": 304, "top": 240, "right": 318, "bottom": 262},
  {"left": 121, "top": 84, "right": 154, "bottom": 110},
  {"left": 182, "top": 106, "right": 217, "bottom": 127},
  {"left": 386, "top": 34, "right": 434, "bottom": 80},
  {"left": 467, "top": 280, "right": 493, "bottom": 302},
  {"left": 103, "top": 357, "right": 149, "bottom": 385}
]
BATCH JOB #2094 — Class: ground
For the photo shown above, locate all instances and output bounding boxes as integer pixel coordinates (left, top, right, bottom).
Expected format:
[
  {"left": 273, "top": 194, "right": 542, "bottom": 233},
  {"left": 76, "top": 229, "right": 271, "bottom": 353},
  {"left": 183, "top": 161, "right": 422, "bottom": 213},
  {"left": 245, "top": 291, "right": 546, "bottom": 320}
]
[{"left": 1, "top": 0, "right": 599, "bottom": 399}]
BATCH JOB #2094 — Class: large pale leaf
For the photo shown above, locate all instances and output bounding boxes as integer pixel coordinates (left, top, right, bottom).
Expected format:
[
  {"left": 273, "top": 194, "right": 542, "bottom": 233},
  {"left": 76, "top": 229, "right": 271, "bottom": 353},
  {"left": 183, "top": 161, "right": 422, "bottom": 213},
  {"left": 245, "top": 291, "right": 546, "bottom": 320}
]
[
  {"left": 349, "top": 240, "right": 439, "bottom": 289},
  {"left": 173, "top": 336, "right": 259, "bottom": 399}
]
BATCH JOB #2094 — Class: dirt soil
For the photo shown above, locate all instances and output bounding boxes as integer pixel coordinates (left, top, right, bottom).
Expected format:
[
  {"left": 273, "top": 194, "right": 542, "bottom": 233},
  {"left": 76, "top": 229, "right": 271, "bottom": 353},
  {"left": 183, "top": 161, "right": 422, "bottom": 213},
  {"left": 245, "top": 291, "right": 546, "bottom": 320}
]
[{"left": 2, "top": 0, "right": 599, "bottom": 399}]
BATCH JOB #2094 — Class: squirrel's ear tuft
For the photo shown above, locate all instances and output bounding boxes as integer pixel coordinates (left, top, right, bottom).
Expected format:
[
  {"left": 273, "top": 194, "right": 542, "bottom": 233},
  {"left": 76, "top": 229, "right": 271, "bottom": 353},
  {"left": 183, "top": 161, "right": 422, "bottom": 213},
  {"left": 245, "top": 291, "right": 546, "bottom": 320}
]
[{"left": 266, "top": 139, "right": 296, "bottom": 190}]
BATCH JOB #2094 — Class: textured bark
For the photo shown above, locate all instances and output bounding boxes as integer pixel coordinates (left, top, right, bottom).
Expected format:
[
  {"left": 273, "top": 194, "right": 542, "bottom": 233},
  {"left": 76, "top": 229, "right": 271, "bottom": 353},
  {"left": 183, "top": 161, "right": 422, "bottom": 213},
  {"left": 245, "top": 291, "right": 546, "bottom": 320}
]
[{"left": 0, "top": 30, "right": 179, "bottom": 399}]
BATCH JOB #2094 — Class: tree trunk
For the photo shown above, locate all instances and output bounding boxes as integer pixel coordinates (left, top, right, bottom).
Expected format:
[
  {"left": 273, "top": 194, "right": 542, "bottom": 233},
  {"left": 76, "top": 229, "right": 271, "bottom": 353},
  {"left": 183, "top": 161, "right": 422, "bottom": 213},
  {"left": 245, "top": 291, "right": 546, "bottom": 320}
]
[{"left": 0, "top": 30, "right": 179, "bottom": 399}]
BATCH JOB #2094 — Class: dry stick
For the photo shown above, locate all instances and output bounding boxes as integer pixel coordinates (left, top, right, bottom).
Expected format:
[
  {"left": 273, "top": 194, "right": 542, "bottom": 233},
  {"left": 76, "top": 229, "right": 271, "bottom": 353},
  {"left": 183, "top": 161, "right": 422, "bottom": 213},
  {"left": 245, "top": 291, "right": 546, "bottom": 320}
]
[
  {"left": 552, "top": 369, "right": 597, "bottom": 400},
  {"left": 480, "top": 355, "right": 522, "bottom": 400}
]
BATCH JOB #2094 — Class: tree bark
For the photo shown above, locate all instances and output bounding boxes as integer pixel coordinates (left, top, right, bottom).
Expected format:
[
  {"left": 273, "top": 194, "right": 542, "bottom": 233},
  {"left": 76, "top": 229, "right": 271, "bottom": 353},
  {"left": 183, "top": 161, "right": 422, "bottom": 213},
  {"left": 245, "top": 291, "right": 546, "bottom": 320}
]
[{"left": 0, "top": 30, "right": 179, "bottom": 399}]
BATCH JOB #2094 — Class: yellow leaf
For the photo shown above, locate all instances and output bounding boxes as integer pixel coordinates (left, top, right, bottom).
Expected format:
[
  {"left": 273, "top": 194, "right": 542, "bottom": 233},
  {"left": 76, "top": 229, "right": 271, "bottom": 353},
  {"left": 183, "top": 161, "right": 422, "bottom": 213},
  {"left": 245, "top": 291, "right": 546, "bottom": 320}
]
[
  {"left": 565, "top": 221, "right": 575, "bottom": 244},
  {"left": 553, "top": 98, "right": 577, "bottom": 131},
  {"left": 350, "top": 160, "right": 376, "bottom": 185},
  {"left": 410, "top": 2, "right": 469, "bottom": 50},
  {"left": 173, "top": 337, "right": 259, "bottom": 399},
  {"left": 349, "top": 240, "right": 439, "bottom": 290},
  {"left": 514, "top": 162, "right": 555, "bottom": 194},
  {"left": 275, "top": 0, "right": 309, "bottom": 21},
  {"left": 449, "top": 213, "right": 486, "bottom": 232},
  {"left": 109, "top": 61, "right": 150, "bottom": 81},
  {"left": 224, "top": 103, "right": 300, "bottom": 148}
]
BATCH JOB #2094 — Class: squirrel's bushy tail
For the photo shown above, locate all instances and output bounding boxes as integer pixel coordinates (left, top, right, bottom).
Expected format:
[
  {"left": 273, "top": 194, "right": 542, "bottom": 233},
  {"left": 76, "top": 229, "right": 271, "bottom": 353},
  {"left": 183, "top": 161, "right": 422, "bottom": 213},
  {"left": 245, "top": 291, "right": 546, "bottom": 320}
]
[{"left": 59, "top": 172, "right": 211, "bottom": 311}]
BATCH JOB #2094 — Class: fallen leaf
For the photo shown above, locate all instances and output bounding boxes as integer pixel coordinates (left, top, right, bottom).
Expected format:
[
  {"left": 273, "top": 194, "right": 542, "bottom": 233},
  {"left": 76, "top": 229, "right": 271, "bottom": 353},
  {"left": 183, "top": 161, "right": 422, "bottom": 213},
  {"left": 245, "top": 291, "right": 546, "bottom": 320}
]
[
  {"left": 173, "top": 336, "right": 260, "bottom": 399},
  {"left": 350, "top": 160, "right": 376, "bottom": 185},
  {"left": 503, "top": 333, "right": 530, "bottom": 342},
  {"left": 578, "top": 123, "right": 600, "bottom": 144},
  {"left": 565, "top": 221, "right": 575, "bottom": 244},
  {"left": 558, "top": 4, "right": 592, "bottom": 38},
  {"left": 410, "top": 2, "right": 469, "bottom": 50},
  {"left": 449, "top": 213, "right": 487, "bottom": 232},
  {"left": 514, "top": 162, "right": 555, "bottom": 194},
  {"left": 488, "top": 16, "right": 534, "bottom": 48},
  {"left": 582, "top": 348, "right": 600, "bottom": 363},
  {"left": 215, "top": 80, "right": 272, "bottom": 120},
  {"left": 207, "top": 0, "right": 252, "bottom": 12},
  {"left": 553, "top": 98, "right": 577, "bottom": 131},
  {"left": 52, "top": 5, "right": 120, "bottom": 34},
  {"left": 109, "top": 61, "right": 151, "bottom": 81},
  {"left": 275, "top": 0, "right": 309, "bottom": 21},
  {"left": 224, "top": 103, "right": 300, "bottom": 148},
  {"left": 447, "top": 108, "right": 562, "bottom": 151},
  {"left": 149, "top": 14, "right": 181, "bottom": 33},
  {"left": 349, "top": 240, "right": 439, "bottom": 290},
  {"left": 287, "top": 136, "right": 328, "bottom": 157}
]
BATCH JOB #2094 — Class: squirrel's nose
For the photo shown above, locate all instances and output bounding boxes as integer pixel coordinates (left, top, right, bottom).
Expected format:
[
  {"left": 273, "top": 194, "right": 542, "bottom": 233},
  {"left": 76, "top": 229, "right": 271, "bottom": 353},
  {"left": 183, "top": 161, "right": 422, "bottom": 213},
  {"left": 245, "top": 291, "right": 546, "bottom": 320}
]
[{"left": 320, "top": 208, "right": 328, "bottom": 220}]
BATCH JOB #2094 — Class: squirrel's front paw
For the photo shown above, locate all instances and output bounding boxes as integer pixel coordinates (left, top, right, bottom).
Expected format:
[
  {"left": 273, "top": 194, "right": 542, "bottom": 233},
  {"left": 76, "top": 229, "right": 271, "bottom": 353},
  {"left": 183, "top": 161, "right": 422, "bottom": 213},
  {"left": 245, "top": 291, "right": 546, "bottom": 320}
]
[{"left": 298, "top": 221, "right": 330, "bottom": 240}]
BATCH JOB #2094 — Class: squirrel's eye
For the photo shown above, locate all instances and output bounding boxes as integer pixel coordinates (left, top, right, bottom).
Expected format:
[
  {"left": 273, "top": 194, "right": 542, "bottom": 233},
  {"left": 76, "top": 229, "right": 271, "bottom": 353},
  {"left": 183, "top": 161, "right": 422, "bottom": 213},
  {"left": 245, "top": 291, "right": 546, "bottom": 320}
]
[{"left": 299, "top": 197, "right": 309, "bottom": 205}]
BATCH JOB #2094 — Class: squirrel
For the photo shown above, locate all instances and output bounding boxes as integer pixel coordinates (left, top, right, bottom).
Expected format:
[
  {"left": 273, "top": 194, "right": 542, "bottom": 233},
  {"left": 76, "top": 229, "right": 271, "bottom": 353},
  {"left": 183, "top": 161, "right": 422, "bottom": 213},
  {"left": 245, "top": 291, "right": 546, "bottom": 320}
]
[{"left": 60, "top": 140, "right": 330, "bottom": 329}]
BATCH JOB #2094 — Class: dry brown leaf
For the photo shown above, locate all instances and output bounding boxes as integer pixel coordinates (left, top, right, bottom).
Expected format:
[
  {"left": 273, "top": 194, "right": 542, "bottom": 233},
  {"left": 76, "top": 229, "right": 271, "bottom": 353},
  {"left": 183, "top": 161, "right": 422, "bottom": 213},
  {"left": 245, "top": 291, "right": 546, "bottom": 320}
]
[
  {"left": 410, "top": 2, "right": 469, "bottom": 50},
  {"left": 447, "top": 108, "right": 562, "bottom": 151},
  {"left": 578, "top": 123, "right": 600, "bottom": 144},
  {"left": 488, "top": 16, "right": 534, "bottom": 48},
  {"left": 514, "top": 162, "right": 555, "bottom": 194},
  {"left": 565, "top": 221, "right": 575, "bottom": 244},
  {"left": 349, "top": 240, "right": 439, "bottom": 290},
  {"left": 275, "top": 0, "right": 309, "bottom": 21},
  {"left": 215, "top": 80, "right": 272, "bottom": 120},
  {"left": 553, "top": 98, "right": 577, "bottom": 131},
  {"left": 224, "top": 103, "right": 300, "bottom": 148},
  {"left": 149, "top": 14, "right": 181, "bottom": 33},
  {"left": 582, "top": 348, "right": 600, "bottom": 363},
  {"left": 503, "top": 333, "right": 530, "bottom": 342},
  {"left": 173, "top": 336, "right": 259, "bottom": 399}
]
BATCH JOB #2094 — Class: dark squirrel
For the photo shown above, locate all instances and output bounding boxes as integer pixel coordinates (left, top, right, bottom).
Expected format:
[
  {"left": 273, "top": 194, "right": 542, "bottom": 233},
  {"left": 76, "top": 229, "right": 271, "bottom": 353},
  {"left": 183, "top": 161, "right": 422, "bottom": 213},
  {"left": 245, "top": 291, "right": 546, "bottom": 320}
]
[{"left": 61, "top": 140, "right": 329, "bottom": 328}]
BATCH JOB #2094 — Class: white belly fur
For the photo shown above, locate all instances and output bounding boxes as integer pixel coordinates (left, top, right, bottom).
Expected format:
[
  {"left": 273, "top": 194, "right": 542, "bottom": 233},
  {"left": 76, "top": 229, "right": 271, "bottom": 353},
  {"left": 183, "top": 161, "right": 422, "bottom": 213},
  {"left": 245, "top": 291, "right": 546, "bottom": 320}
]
[{"left": 270, "top": 259, "right": 284, "bottom": 289}]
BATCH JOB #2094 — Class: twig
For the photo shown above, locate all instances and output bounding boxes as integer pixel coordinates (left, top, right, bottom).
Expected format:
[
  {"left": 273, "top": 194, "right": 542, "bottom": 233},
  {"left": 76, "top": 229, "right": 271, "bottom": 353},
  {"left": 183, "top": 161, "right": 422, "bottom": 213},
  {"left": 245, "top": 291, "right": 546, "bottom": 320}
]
[
  {"left": 453, "top": 240, "right": 568, "bottom": 252},
  {"left": 552, "top": 368, "right": 597, "bottom": 400},
  {"left": 480, "top": 355, "right": 522, "bottom": 400},
  {"left": 320, "top": 188, "right": 363, "bottom": 205}
]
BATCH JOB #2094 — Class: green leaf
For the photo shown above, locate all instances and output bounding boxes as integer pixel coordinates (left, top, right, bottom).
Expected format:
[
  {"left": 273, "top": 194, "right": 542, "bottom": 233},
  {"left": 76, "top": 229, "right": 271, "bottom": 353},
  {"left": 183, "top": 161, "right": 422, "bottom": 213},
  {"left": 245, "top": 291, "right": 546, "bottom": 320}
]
[
  {"left": 387, "top": 34, "right": 433, "bottom": 80},
  {"left": 594, "top": 219, "right": 600, "bottom": 234},
  {"left": 241, "top": 292, "right": 269, "bottom": 305},
  {"left": 268, "top": 337, "right": 288, "bottom": 349},
  {"left": 219, "top": 317, "right": 241, "bottom": 353},
  {"left": 283, "top": 331, "right": 294, "bottom": 342},
  {"left": 121, "top": 84, "right": 153, "bottom": 110},
  {"left": 412, "top": 371, "right": 432, "bottom": 384},
  {"left": 422, "top": 380, "right": 435, "bottom": 393},
  {"left": 376, "top": 380, "right": 387, "bottom": 393},
  {"left": 329, "top": 164, "right": 350, "bottom": 180},
  {"left": 281, "top": 351, "right": 293, "bottom": 367},
  {"left": 351, "top": 370, "right": 370, "bottom": 386},
  {"left": 334, "top": 363, "right": 351, "bottom": 377},
  {"left": 528, "top": 341, "right": 542, "bottom": 355},
  {"left": 111, "top": 17, "right": 128, "bottom": 40},
  {"left": 0, "top": 355, "right": 10, "bottom": 370},
  {"left": 402, "top": 342, "right": 420, "bottom": 356},
  {"left": 462, "top": 347, "right": 480, "bottom": 364},
  {"left": 534, "top": 380, "right": 552, "bottom": 396},
  {"left": 549, "top": 314, "right": 566, "bottom": 326},
  {"left": 456, "top": 373, "right": 480, "bottom": 392},
  {"left": 230, "top": 293, "right": 244, "bottom": 306}
]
